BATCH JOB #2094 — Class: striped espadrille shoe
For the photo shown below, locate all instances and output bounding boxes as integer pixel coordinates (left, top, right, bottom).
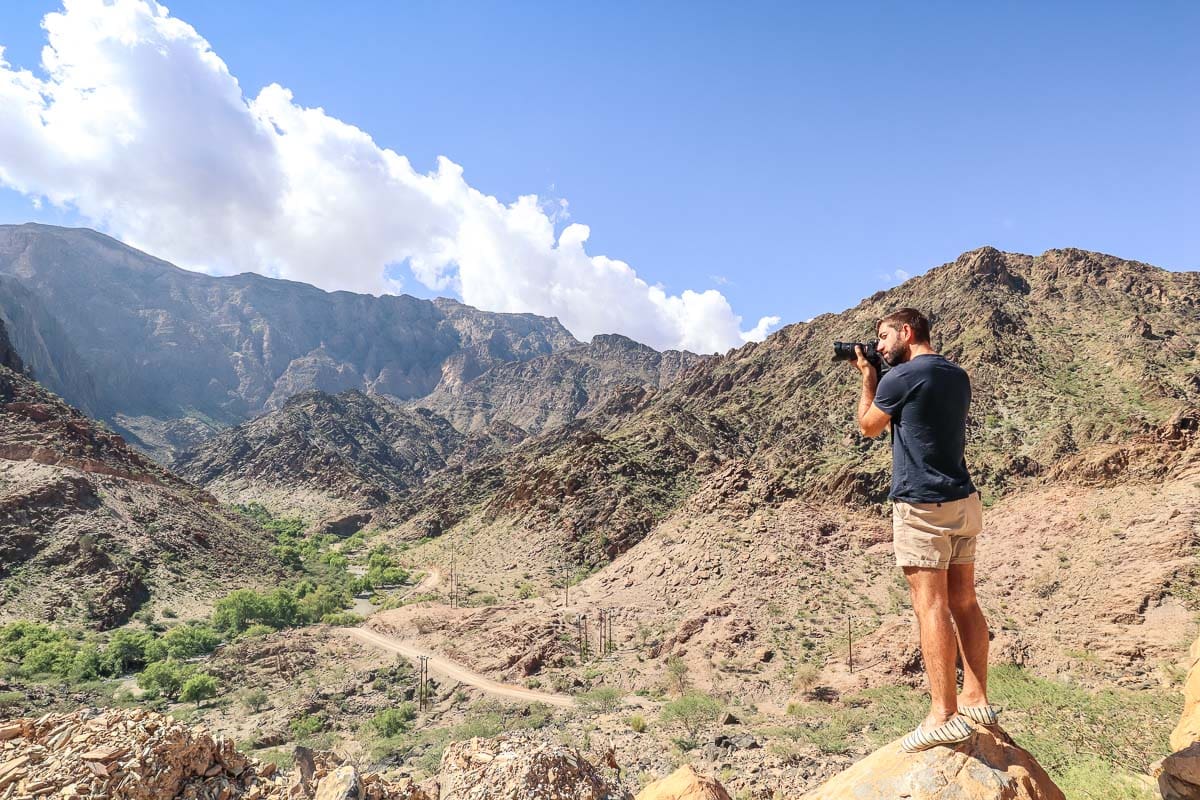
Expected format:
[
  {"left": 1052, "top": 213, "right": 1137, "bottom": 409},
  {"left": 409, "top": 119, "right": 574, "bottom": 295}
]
[
  {"left": 900, "top": 715, "right": 974, "bottom": 753},
  {"left": 960, "top": 704, "right": 1000, "bottom": 726}
]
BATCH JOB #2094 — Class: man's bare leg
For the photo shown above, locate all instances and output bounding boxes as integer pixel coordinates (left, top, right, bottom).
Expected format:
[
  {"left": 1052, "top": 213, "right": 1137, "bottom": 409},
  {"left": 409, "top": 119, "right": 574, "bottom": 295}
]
[
  {"left": 904, "top": 566, "right": 959, "bottom": 729},
  {"left": 948, "top": 562, "right": 990, "bottom": 708}
]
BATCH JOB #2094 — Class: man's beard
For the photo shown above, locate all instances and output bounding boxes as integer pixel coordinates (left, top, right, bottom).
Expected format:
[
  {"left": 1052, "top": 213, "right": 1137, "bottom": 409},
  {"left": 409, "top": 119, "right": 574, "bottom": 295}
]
[{"left": 883, "top": 342, "right": 911, "bottom": 366}]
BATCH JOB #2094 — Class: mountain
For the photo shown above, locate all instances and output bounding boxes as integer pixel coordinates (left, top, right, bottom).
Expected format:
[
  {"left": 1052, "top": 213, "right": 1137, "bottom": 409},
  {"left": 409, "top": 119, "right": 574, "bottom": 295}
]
[
  {"left": 0, "top": 318, "right": 279, "bottom": 628},
  {"left": 173, "top": 389, "right": 524, "bottom": 527},
  {"left": 0, "top": 223, "right": 580, "bottom": 461},
  {"left": 376, "top": 247, "right": 1200, "bottom": 564},
  {"left": 414, "top": 333, "right": 710, "bottom": 436}
]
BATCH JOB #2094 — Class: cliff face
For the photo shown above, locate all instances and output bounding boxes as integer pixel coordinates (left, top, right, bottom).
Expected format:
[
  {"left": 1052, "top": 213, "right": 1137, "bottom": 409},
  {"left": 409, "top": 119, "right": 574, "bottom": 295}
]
[
  {"left": 415, "top": 332, "right": 710, "bottom": 436},
  {"left": 0, "top": 223, "right": 580, "bottom": 461}
]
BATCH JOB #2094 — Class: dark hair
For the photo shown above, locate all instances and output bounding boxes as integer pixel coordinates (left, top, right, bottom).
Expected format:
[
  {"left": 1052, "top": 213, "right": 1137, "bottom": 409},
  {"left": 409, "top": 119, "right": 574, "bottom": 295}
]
[{"left": 877, "top": 308, "right": 931, "bottom": 344}]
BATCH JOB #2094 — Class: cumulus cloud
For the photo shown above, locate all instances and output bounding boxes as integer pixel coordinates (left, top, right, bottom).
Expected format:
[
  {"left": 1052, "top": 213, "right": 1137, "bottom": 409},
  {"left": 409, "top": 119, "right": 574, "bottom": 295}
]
[{"left": 0, "top": 0, "right": 778, "bottom": 353}]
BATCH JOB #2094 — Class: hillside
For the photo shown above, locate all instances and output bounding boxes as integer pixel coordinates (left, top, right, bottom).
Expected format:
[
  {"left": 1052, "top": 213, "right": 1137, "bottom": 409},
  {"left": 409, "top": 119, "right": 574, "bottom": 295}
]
[
  {"left": 0, "top": 223, "right": 580, "bottom": 461},
  {"left": 173, "top": 389, "right": 523, "bottom": 526},
  {"left": 375, "top": 247, "right": 1199, "bottom": 567},
  {"left": 0, "top": 319, "right": 279, "bottom": 628}
]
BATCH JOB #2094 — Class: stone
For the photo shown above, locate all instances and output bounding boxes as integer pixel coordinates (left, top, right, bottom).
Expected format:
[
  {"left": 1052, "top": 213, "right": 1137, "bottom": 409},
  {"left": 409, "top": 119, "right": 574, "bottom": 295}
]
[
  {"left": 800, "top": 725, "right": 1065, "bottom": 799},
  {"left": 1172, "top": 636, "right": 1200, "bottom": 752},
  {"left": 439, "top": 732, "right": 630, "bottom": 800},
  {"left": 314, "top": 765, "right": 362, "bottom": 800},
  {"left": 635, "top": 765, "right": 733, "bottom": 800}
]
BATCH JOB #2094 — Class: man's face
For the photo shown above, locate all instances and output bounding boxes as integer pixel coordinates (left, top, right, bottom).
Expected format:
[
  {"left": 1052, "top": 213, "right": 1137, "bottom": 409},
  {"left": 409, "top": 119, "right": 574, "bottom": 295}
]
[{"left": 876, "top": 323, "right": 912, "bottom": 366}]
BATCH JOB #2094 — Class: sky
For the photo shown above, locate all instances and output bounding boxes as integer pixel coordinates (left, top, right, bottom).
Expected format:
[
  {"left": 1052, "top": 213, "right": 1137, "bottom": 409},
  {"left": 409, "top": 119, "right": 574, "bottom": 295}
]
[{"left": 0, "top": 1, "right": 1196, "bottom": 353}]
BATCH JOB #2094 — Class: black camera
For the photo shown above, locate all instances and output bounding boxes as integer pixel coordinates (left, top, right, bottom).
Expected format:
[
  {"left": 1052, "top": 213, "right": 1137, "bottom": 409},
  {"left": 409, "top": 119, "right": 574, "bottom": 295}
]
[{"left": 832, "top": 341, "right": 889, "bottom": 376}]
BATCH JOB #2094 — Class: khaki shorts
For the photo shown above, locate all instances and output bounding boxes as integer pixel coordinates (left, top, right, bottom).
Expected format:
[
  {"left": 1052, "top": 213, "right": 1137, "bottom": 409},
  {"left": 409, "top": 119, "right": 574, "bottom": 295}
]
[{"left": 892, "top": 491, "right": 983, "bottom": 569}]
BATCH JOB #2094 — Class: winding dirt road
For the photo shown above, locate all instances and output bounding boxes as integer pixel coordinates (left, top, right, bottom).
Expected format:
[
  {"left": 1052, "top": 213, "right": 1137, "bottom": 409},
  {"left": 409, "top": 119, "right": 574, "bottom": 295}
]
[{"left": 342, "top": 626, "right": 576, "bottom": 708}]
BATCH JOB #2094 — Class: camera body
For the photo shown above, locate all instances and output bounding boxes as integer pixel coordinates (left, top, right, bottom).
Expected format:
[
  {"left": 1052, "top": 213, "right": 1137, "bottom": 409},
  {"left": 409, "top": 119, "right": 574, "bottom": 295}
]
[{"left": 832, "top": 341, "right": 889, "bottom": 376}]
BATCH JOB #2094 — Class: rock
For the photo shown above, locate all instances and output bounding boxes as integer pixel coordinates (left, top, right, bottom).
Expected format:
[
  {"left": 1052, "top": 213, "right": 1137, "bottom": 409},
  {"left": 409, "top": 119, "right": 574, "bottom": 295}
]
[
  {"left": 439, "top": 732, "right": 631, "bottom": 800},
  {"left": 314, "top": 765, "right": 362, "bottom": 800},
  {"left": 0, "top": 707, "right": 421, "bottom": 800},
  {"left": 729, "top": 735, "right": 760, "bottom": 750},
  {"left": 717, "top": 712, "right": 739, "bottom": 726},
  {"left": 635, "top": 765, "right": 733, "bottom": 800},
  {"left": 1171, "top": 636, "right": 1200, "bottom": 752},
  {"left": 800, "top": 726, "right": 1065, "bottom": 799}
]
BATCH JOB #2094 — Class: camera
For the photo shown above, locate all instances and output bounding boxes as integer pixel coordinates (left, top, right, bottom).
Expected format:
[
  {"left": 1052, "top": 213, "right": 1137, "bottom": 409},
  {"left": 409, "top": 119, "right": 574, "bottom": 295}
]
[{"left": 832, "top": 341, "right": 889, "bottom": 376}]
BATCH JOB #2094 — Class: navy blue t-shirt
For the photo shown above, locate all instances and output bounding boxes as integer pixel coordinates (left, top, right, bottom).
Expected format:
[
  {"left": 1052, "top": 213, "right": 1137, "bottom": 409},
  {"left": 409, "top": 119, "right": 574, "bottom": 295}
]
[{"left": 872, "top": 353, "right": 976, "bottom": 503}]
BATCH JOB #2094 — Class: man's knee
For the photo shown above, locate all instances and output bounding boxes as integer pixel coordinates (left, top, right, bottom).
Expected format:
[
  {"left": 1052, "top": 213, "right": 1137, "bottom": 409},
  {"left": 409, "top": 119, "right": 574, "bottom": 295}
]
[{"left": 947, "top": 590, "right": 978, "bottom": 614}]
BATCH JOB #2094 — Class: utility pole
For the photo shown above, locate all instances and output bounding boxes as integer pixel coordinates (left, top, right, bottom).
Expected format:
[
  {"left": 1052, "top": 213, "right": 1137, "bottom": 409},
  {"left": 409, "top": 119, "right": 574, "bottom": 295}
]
[
  {"left": 417, "top": 656, "right": 430, "bottom": 710},
  {"left": 845, "top": 601, "right": 854, "bottom": 673}
]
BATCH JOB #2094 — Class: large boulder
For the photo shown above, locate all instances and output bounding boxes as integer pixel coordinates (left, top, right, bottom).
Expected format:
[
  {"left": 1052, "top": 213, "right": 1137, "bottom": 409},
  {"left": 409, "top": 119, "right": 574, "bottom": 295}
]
[
  {"left": 438, "top": 732, "right": 631, "bottom": 800},
  {"left": 635, "top": 765, "right": 732, "bottom": 800},
  {"left": 1156, "top": 742, "right": 1200, "bottom": 800},
  {"left": 800, "top": 725, "right": 1064, "bottom": 800}
]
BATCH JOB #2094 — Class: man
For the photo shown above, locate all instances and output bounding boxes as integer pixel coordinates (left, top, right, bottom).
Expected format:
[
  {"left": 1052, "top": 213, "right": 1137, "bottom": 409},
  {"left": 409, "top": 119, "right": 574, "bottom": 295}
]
[{"left": 849, "top": 307, "right": 997, "bottom": 753}]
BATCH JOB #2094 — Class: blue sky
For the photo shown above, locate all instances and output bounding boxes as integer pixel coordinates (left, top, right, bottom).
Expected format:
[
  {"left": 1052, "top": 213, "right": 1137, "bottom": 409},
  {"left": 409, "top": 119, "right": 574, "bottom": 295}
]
[{"left": 0, "top": 1, "right": 1196, "bottom": 348}]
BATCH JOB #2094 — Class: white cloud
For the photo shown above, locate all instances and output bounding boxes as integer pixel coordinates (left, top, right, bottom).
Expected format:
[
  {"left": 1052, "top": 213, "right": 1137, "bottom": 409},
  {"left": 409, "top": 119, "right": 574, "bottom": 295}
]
[
  {"left": 878, "top": 268, "right": 911, "bottom": 286},
  {"left": 0, "top": 0, "right": 778, "bottom": 353}
]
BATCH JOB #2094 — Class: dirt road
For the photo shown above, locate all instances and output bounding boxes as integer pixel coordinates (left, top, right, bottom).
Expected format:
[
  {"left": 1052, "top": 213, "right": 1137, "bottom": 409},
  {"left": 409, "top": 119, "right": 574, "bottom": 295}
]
[{"left": 342, "top": 626, "right": 576, "bottom": 708}]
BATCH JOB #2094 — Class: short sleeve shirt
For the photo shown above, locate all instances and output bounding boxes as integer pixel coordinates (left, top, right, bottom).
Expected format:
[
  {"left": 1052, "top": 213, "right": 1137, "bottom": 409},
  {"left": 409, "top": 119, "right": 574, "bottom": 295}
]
[{"left": 873, "top": 354, "right": 976, "bottom": 503}]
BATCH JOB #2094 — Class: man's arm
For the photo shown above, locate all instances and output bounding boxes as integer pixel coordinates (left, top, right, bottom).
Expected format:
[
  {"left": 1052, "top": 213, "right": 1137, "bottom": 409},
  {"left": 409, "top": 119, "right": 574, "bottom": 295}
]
[{"left": 852, "top": 346, "right": 891, "bottom": 438}]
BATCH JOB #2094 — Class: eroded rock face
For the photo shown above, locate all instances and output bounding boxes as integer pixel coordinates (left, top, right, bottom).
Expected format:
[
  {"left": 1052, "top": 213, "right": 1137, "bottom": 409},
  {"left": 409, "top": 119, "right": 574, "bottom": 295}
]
[
  {"left": 635, "top": 765, "right": 732, "bottom": 800},
  {"left": 1171, "top": 636, "right": 1200, "bottom": 752},
  {"left": 800, "top": 726, "right": 1065, "bottom": 800},
  {"left": 438, "top": 732, "right": 631, "bottom": 800}
]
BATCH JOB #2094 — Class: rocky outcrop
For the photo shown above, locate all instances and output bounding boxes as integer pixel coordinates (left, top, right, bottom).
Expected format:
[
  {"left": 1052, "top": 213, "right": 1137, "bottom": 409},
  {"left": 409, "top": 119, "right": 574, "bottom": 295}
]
[
  {"left": 0, "top": 311, "right": 23, "bottom": 375},
  {"left": 438, "top": 732, "right": 631, "bottom": 800},
  {"left": 800, "top": 726, "right": 1065, "bottom": 799},
  {"left": 635, "top": 765, "right": 732, "bottom": 800},
  {"left": 1155, "top": 635, "right": 1200, "bottom": 798}
]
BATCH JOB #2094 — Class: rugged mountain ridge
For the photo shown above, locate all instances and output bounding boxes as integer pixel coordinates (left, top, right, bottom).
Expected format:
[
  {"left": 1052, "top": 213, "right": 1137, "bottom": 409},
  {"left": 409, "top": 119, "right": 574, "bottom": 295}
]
[
  {"left": 173, "top": 389, "right": 525, "bottom": 524},
  {"left": 0, "top": 223, "right": 580, "bottom": 461},
  {"left": 0, "top": 318, "right": 278, "bottom": 628},
  {"left": 415, "top": 333, "right": 710, "bottom": 436},
  {"left": 376, "top": 247, "right": 1199, "bottom": 565}
]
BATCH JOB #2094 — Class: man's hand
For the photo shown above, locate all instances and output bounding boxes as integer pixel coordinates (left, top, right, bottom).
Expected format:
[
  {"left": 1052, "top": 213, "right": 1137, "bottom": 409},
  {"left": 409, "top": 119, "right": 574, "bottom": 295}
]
[
  {"left": 851, "top": 345, "right": 874, "bottom": 376},
  {"left": 852, "top": 345, "right": 891, "bottom": 437}
]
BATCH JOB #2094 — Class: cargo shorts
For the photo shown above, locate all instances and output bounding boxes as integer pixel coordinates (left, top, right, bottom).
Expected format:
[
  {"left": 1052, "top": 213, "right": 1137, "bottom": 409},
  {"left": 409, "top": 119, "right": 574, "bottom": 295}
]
[{"left": 892, "top": 491, "right": 983, "bottom": 569}]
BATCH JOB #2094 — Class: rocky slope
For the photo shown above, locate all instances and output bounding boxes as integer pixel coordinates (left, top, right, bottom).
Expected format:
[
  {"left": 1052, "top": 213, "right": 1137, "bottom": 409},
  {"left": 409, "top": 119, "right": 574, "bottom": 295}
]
[
  {"left": 0, "top": 223, "right": 580, "bottom": 461},
  {"left": 0, "top": 319, "right": 278, "bottom": 628},
  {"left": 173, "top": 389, "right": 523, "bottom": 525},
  {"left": 378, "top": 247, "right": 1199, "bottom": 567},
  {"left": 415, "top": 333, "right": 709, "bottom": 436}
]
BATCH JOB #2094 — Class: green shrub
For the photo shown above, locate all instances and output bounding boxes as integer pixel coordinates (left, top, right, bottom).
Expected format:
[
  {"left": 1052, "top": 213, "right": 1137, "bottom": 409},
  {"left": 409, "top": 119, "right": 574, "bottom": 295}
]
[
  {"left": 371, "top": 704, "right": 417, "bottom": 737},
  {"left": 578, "top": 686, "right": 624, "bottom": 714},
  {"left": 320, "top": 612, "right": 364, "bottom": 626},
  {"left": 290, "top": 714, "right": 324, "bottom": 738},
  {"left": 628, "top": 714, "right": 647, "bottom": 733}
]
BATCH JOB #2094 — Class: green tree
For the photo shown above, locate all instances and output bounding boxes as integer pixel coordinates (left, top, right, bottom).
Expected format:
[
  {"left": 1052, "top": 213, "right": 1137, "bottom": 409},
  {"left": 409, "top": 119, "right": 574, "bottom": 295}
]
[
  {"left": 179, "top": 674, "right": 219, "bottom": 708},
  {"left": 163, "top": 623, "right": 222, "bottom": 659},
  {"left": 137, "top": 659, "right": 191, "bottom": 700},
  {"left": 243, "top": 688, "right": 269, "bottom": 713},
  {"left": 660, "top": 693, "right": 723, "bottom": 739}
]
